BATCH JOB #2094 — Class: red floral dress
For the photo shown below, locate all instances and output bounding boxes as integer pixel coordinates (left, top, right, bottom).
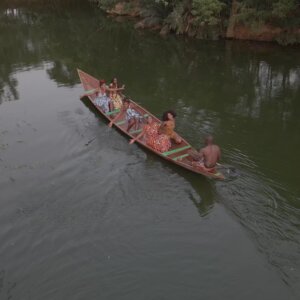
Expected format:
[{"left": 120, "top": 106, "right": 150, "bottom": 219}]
[{"left": 144, "top": 122, "right": 171, "bottom": 153}]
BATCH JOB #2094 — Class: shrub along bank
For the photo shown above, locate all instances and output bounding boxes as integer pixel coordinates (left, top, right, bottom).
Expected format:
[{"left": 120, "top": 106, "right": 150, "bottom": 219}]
[{"left": 90, "top": 0, "right": 300, "bottom": 45}]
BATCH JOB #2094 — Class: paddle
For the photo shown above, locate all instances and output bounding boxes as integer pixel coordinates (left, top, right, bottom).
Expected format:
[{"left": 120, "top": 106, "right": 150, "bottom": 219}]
[
  {"left": 129, "top": 128, "right": 145, "bottom": 144},
  {"left": 85, "top": 137, "right": 96, "bottom": 146}
]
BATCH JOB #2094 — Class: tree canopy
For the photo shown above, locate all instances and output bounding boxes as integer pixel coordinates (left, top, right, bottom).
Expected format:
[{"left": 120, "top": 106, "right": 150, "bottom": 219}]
[{"left": 91, "top": 0, "right": 300, "bottom": 44}]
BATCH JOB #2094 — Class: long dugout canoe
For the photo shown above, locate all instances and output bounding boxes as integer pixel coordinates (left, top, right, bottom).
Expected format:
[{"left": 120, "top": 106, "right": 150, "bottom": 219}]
[{"left": 77, "top": 69, "right": 225, "bottom": 180}]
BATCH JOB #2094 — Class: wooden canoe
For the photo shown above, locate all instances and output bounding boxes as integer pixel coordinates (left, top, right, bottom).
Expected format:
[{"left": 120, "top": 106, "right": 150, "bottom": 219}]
[{"left": 77, "top": 69, "right": 225, "bottom": 180}]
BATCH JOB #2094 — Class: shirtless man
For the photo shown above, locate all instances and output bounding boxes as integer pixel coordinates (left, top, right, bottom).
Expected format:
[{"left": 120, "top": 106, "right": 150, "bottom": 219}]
[{"left": 190, "top": 135, "right": 221, "bottom": 169}]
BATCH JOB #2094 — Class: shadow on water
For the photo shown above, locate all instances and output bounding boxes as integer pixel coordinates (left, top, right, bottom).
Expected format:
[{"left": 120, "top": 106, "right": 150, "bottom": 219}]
[{"left": 178, "top": 171, "right": 216, "bottom": 217}]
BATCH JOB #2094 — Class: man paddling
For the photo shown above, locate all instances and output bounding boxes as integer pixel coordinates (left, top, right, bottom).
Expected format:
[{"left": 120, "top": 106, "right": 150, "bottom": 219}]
[{"left": 189, "top": 135, "right": 221, "bottom": 170}]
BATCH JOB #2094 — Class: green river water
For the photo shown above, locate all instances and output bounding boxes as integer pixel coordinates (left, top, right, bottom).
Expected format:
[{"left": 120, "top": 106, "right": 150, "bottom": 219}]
[{"left": 0, "top": 1, "right": 299, "bottom": 299}]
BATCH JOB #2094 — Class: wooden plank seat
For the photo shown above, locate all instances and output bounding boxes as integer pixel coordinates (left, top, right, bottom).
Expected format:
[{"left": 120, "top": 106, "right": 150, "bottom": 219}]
[
  {"left": 130, "top": 129, "right": 143, "bottom": 134},
  {"left": 85, "top": 88, "right": 96, "bottom": 95},
  {"left": 162, "top": 145, "right": 191, "bottom": 157},
  {"left": 106, "top": 109, "right": 120, "bottom": 116},
  {"left": 116, "top": 120, "right": 126, "bottom": 126},
  {"left": 116, "top": 114, "right": 148, "bottom": 126}
]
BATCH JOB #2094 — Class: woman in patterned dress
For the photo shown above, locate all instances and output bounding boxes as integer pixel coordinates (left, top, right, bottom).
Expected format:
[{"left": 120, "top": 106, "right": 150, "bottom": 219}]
[
  {"left": 109, "top": 77, "right": 124, "bottom": 110},
  {"left": 95, "top": 79, "right": 124, "bottom": 112},
  {"left": 129, "top": 116, "right": 171, "bottom": 153},
  {"left": 94, "top": 80, "right": 113, "bottom": 113},
  {"left": 159, "top": 110, "right": 182, "bottom": 144}
]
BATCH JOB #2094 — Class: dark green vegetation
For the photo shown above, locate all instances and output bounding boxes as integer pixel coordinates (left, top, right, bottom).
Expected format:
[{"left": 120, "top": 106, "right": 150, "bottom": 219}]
[
  {"left": 91, "top": 0, "right": 300, "bottom": 44},
  {"left": 3, "top": 0, "right": 300, "bottom": 44}
]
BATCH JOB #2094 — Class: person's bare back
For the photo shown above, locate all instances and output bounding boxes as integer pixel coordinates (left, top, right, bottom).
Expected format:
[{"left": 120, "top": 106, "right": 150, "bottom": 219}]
[{"left": 199, "top": 143, "right": 221, "bottom": 168}]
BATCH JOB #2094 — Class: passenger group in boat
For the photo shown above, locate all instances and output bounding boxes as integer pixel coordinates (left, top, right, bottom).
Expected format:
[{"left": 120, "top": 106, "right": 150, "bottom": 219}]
[
  {"left": 94, "top": 79, "right": 124, "bottom": 113},
  {"left": 91, "top": 78, "right": 221, "bottom": 171}
]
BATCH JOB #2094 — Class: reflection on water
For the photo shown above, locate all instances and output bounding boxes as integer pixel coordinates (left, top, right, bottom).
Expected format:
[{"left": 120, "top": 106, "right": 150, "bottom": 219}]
[{"left": 0, "top": 2, "right": 300, "bottom": 299}]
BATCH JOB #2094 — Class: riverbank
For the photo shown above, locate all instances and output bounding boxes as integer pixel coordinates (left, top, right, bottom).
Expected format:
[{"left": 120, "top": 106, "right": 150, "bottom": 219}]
[
  {"left": 93, "top": 0, "right": 300, "bottom": 46},
  {"left": 2, "top": 0, "right": 299, "bottom": 45}
]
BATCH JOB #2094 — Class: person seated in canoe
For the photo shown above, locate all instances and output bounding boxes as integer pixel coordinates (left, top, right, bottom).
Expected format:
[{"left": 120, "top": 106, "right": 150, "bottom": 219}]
[
  {"left": 93, "top": 80, "right": 112, "bottom": 113},
  {"left": 108, "top": 98, "right": 143, "bottom": 131},
  {"left": 129, "top": 116, "right": 171, "bottom": 152},
  {"left": 96, "top": 79, "right": 126, "bottom": 111},
  {"left": 189, "top": 135, "right": 221, "bottom": 172},
  {"left": 81, "top": 79, "right": 124, "bottom": 110},
  {"left": 159, "top": 110, "right": 182, "bottom": 144},
  {"left": 109, "top": 77, "right": 125, "bottom": 110}
]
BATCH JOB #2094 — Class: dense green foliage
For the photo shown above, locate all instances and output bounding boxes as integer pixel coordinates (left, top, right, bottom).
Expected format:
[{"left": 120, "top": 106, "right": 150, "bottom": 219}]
[
  {"left": 3, "top": 0, "right": 299, "bottom": 44},
  {"left": 89, "top": 0, "right": 119, "bottom": 10},
  {"left": 91, "top": 0, "right": 300, "bottom": 44},
  {"left": 236, "top": 0, "right": 300, "bottom": 26}
]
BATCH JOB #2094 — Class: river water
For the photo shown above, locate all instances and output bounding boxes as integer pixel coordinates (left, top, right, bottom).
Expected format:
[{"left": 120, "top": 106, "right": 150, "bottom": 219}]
[{"left": 0, "top": 1, "right": 299, "bottom": 300}]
